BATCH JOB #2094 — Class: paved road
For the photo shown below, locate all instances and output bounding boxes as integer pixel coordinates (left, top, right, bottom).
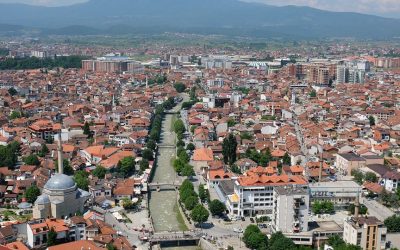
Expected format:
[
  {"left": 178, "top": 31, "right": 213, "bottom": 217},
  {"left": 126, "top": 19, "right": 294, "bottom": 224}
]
[{"left": 361, "top": 197, "right": 394, "bottom": 221}]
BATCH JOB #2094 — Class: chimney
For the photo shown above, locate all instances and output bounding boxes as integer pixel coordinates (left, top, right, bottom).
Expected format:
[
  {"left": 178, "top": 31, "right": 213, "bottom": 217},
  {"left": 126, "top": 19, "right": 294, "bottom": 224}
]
[
  {"left": 57, "top": 127, "right": 63, "bottom": 174},
  {"left": 354, "top": 193, "right": 360, "bottom": 219},
  {"left": 318, "top": 154, "right": 323, "bottom": 183}
]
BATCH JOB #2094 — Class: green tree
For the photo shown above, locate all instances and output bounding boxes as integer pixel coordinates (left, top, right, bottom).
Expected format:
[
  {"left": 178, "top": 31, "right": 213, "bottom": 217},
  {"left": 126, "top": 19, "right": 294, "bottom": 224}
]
[
  {"left": 365, "top": 172, "right": 378, "bottom": 183},
  {"left": 348, "top": 204, "right": 368, "bottom": 215},
  {"left": 146, "top": 140, "right": 156, "bottom": 151},
  {"left": 106, "top": 243, "right": 117, "bottom": 250},
  {"left": 8, "top": 87, "right": 17, "bottom": 96},
  {"left": 186, "top": 143, "right": 195, "bottom": 151},
  {"left": 351, "top": 169, "right": 365, "bottom": 185},
  {"left": 282, "top": 152, "right": 291, "bottom": 165},
  {"left": 118, "top": 156, "right": 135, "bottom": 177},
  {"left": 23, "top": 154, "right": 40, "bottom": 166},
  {"left": 9, "top": 111, "right": 21, "bottom": 120},
  {"left": 0, "top": 142, "right": 20, "bottom": 169},
  {"left": 181, "top": 164, "right": 195, "bottom": 177},
  {"left": 139, "top": 159, "right": 149, "bottom": 172},
  {"left": 198, "top": 184, "right": 208, "bottom": 203},
  {"left": 25, "top": 185, "right": 41, "bottom": 203},
  {"left": 384, "top": 215, "right": 400, "bottom": 232},
  {"left": 174, "top": 119, "right": 186, "bottom": 135},
  {"left": 142, "top": 149, "right": 154, "bottom": 161},
  {"left": 312, "top": 201, "right": 335, "bottom": 214},
  {"left": 243, "top": 225, "right": 268, "bottom": 250},
  {"left": 178, "top": 150, "right": 190, "bottom": 164},
  {"left": 227, "top": 119, "right": 236, "bottom": 127},
  {"left": 309, "top": 89, "right": 317, "bottom": 98},
  {"left": 38, "top": 144, "right": 49, "bottom": 157},
  {"left": 208, "top": 199, "right": 226, "bottom": 216},
  {"left": 190, "top": 204, "right": 209, "bottom": 225},
  {"left": 231, "top": 165, "right": 242, "bottom": 174},
  {"left": 173, "top": 158, "right": 185, "bottom": 173},
  {"left": 259, "top": 148, "right": 273, "bottom": 167},
  {"left": 369, "top": 116, "right": 376, "bottom": 126},
  {"left": 222, "top": 133, "right": 238, "bottom": 166},
  {"left": 173, "top": 82, "right": 186, "bottom": 93},
  {"left": 83, "top": 122, "right": 92, "bottom": 138},
  {"left": 47, "top": 228, "right": 57, "bottom": 247},
  {"left": 74, "top": 171, "right": 90, "bottom": 191},
  {"left": 121, "top": 197, "right": 133, "bottom": 210},
  {"left": 184, "top": 196, "right": 199, "bottom": 210},
  {"left": 269, "top": 231, "right": 295, "bottom": 250},
  {"left": 92, "top": 165, "right": 107, "bottom": 178},
  {"left": 63, "top": 159, "right": 74, "bottom": 175}
]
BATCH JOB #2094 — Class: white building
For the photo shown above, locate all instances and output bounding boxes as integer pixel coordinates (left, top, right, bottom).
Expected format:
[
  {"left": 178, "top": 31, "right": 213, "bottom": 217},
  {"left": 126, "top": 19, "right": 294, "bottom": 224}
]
[
  {"left": 272, "top": 186, "right": 310, "bottom": 234},
  {"left": 309, "top": 181, "right": 361, "bottom": 209},
  {"left": 226, "top": 171, "right": 308, "bottom": 217}
]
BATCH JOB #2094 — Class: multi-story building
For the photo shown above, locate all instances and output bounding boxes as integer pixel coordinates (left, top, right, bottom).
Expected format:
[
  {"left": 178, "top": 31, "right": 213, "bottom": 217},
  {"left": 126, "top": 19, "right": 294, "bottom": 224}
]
[
  {"left": 27, "top": 219, "right": 69, "bottom": 249},
  {"left": 343, "top": 216, "right": 387, "bottom": 250},
  {"left": 272, "top": 186, "right": 310, "bottom": 234},
  {"left": 336, "top": 153, "right": 366, "bottom": 176},
  {"left": 82, "top": 56, "right": 144, "bottom": 74},
  {"left": 309, "top": 181, "right": 361, "bottom": 209},
  {"left": 226, "top": 172, "right": 308, "bottom": 217}
]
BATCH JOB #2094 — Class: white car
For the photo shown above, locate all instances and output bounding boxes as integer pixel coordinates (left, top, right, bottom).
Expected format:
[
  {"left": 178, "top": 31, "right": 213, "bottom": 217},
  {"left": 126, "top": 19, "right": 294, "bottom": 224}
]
[{"left": 233, "top": 228, "right": 243, "bottom": 233}]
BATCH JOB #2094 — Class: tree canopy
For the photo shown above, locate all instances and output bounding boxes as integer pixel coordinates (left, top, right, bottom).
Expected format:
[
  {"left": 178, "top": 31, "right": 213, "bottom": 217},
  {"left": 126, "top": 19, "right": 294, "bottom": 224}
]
[
  {"left": 190, "top": 204, "right": 209, "bottom": 225},
  {"left": 173, "top": 82, "right": 186, "bottom": 93},
  {"left": 222, "top": 133, "right": 237, "bottom": 166},
  {"left": 117, "top": 156, "right": 135, "bottom": 177},
  {"left": 23, "top": 154, "right": 40, "bottom": 166},
  {"left": 209, "top": 199, "right": 226, "bottom": 216},
  {"left": 74, "top": 171, "right": 90, "bottom": 191},
  {"left": 92, "top": 165, "right": 107, "bottom": 178},
  {"left": 25, "top": 185, "right": 41, "bottom": 203}
]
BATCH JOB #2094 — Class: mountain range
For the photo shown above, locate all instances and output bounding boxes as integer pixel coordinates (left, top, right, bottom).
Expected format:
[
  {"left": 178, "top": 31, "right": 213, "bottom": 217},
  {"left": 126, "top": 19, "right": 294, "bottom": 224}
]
[{"left": 0, "top": 0, "right": 399, "bottom": 39}]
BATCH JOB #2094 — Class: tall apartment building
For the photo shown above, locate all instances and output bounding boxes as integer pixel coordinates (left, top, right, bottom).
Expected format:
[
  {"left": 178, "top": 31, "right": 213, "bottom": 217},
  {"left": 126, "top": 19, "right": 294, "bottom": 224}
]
[
  {"left": 82, "top": 57, "right": 144, "bottom": 74},
  {"left": 336, "top": 60, "right": 369, "bottom": 84},
  {"left": 272, "top": 186, "right": 310, "bottom": 234},
  {"left": 343, "top": 216, "right": 387, "bottom": 250},
  {"left": 374, "top": 57, "right": 400, "bottom": 68}
]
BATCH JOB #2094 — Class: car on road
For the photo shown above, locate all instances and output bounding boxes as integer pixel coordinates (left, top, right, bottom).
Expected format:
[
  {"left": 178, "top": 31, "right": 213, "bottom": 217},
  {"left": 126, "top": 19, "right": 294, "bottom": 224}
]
[{"left": 233, "top": 228, "right": 243, "bottom": 233}]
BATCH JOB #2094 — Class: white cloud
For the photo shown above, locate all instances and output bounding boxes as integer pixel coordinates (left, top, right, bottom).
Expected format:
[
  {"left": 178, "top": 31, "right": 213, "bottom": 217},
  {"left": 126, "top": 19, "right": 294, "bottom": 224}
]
[
  {"left": 0, "top": 0, "right": 87, "bottom": 6},
  {"left": 244, "top": 0, "right": 400, "bottom": 17}
]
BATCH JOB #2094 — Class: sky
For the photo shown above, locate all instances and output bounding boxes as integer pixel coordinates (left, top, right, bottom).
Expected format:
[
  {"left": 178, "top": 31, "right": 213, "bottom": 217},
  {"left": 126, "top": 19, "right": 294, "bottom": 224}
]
[{"left": 0, "top": 0, "right": 399, "bottom": 18}]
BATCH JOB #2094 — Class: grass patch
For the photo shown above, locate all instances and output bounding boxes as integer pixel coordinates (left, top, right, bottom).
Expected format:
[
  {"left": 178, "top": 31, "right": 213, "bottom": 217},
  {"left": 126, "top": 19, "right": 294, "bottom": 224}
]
[
  {"left": 170, "top": 114, "right": 177, "bottom": 132},
  {"left": 174, "top": 202, "right": 189, "bottom": 231}
]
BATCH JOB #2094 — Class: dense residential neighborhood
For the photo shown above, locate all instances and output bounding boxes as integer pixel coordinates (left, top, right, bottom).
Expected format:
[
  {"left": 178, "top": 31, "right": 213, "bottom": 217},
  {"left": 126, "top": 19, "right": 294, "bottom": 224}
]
[{"left": 0, "top": 20, "right": 400, "bottom": 250}]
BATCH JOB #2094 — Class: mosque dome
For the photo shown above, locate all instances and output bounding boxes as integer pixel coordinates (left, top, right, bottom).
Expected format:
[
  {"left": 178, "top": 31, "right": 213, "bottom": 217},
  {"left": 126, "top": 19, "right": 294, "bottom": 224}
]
[
  {"left": 44, "top": 174, "right": 76, "bottom": 190},
  {"left": 35, "top": 194, "right": 50, "bottom": 205}
]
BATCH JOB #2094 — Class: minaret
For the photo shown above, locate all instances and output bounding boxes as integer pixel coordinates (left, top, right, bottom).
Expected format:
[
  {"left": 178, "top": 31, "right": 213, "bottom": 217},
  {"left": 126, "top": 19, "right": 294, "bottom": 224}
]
[
  {"left": 57, "top": 128, "right": 63, "bottom": 174},
  {"left": 146, "top": 76, "right": 149, "bottom": 89}
]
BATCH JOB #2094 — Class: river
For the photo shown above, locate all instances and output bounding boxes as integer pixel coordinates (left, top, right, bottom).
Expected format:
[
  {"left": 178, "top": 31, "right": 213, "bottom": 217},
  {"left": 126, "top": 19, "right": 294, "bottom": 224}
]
[{"left": 148, "top": 95, "right": 199, "bottom": 249}]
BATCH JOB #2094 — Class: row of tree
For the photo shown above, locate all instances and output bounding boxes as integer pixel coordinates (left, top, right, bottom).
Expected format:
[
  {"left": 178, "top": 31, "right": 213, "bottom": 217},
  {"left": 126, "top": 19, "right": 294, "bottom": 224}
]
[
  {"left": 0, "top": 55, "right": 88, "bottom": 70},
  {"left": 173, "top": 119, "right": 195, "bottom": 177},
  {"left": 179, "top": 180, "right": 210, "bottom": 225}
]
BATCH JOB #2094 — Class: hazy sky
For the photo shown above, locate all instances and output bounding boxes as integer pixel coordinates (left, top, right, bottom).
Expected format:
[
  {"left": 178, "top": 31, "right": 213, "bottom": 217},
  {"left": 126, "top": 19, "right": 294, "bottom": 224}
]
[{"left": 0, "top": 0, "right": 399, "bottom": 18}]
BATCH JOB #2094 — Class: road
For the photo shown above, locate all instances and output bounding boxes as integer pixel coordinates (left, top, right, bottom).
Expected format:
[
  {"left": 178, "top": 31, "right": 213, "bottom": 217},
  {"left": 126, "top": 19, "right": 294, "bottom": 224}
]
[{"left": 361, "top": 197, "right": 394, "bottom": 221}]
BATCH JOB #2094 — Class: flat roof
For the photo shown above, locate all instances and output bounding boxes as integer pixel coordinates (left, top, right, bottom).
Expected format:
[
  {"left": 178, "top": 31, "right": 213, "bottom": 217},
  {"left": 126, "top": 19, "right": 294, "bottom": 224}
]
[
  {"left": 309, "top": 180, "right": 360, "bottom": 189},
  {"left": 309, "top": 221, "right": 343, "bottom": 232}
]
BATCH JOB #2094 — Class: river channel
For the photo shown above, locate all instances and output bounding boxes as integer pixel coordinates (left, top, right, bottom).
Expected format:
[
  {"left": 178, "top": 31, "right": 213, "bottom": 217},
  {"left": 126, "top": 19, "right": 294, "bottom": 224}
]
[{"left": 148, "top": 96, "right": 199, "bottom": 249}]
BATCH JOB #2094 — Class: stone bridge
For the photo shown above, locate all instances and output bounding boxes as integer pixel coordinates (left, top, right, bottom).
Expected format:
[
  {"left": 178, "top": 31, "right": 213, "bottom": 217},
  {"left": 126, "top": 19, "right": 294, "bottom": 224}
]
[
  {"left": 150, "top": 231, "right": 202, "bottom": 247},
  {"left": 148, "top": 182, "right": 182, "bottom": 191}
]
